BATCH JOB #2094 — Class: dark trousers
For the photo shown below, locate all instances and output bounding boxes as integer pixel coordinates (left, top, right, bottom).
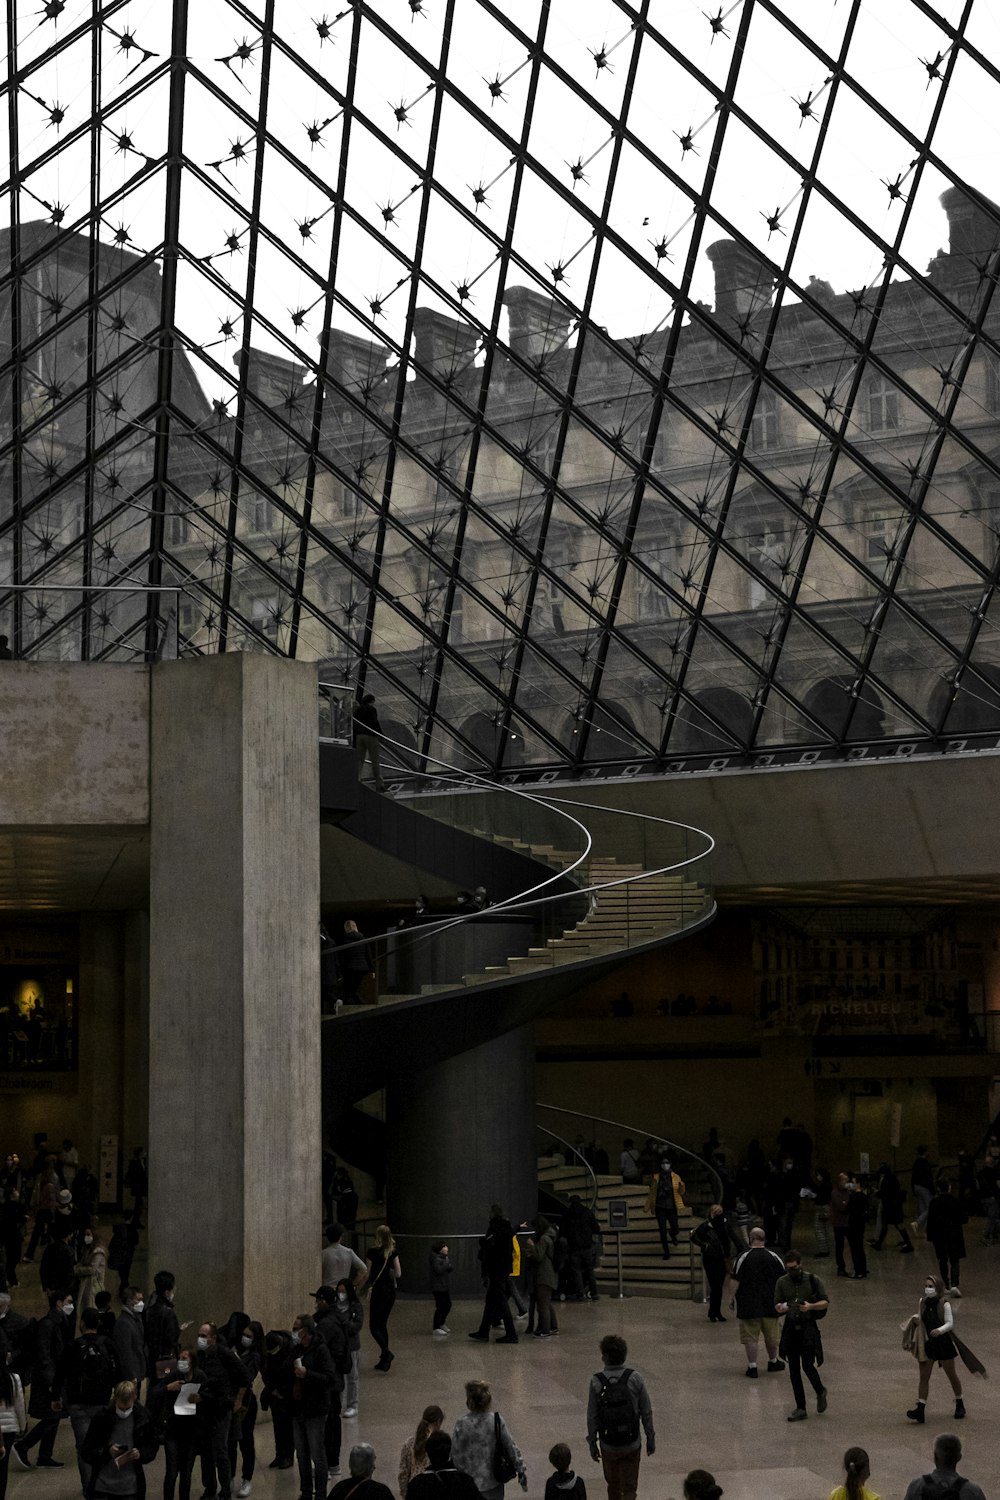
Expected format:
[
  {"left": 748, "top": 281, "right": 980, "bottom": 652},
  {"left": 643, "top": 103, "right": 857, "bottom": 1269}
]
[
  {"left": 477, "top": 1275, "right": 515, "bottom": 1338},
  {"left": 369, "top": 1289, "right": 395, "bottom": 1361},
  {"left": 704, "top": 1259, "right": 726, "bottom": 1318},
  {"left": 600, "top": 1446, "right": 641, "bottom": 1500},
  {"left": 323, "top": 1388, "right": 342, "bottom": 1468},
  {"left": 433, "top": 1291, "right": 452, "bottom": 1330},
  {"left": 655, "top": 1206, "right": 678, "bottom": 1256},
  {"left": 227, "top": 1391, "right": 258, "bottom": 1482},
  {"left": 777, "top": 1204, "right": 798, "bottom": 1251},
  {"left": 833, "top": 1225, "right": 849, "bottom": 1271},
  {"left": 19, "top": 1412, "right": 59, "bottom": 1462},
  {"left": 0, "top": 1447, "right": 10, "bottom": 1500},
  {"left": 787, "top": 1347, "right": 824, "bottom": 1409},
  {"left": 292, "top": 1411, "right": 328, "bottom": 1500},
  {"left": 535, "top": 1283, "right": 554, "bottom": 1334},
  {"left": 934, "top": 1247, "right": 961, "bottom": 1286},
  {"left": 198, "top": 1410, "right": 233, "bottom": 1497},
  {"left": 571, "top": 1249, "right": 598, "bottom": 1299},
  {"left": 847, "top": 1227, "right": 867, "bottom": 1276},
  {"left": 164, "top": 1421, "right": 199, "bottom": 1500},
  {"left": 505, "top": 1275, "right": 527, "bottom": 1316},
  {"left": 270, "top": 1403, "right": 295, "bottom": 1464},
  {"left": 526, "top": 1290, "right": 558, "bottom": 1334},
  {"left": 25, "top": 1209, "right": 52, "bottom": 1259},
  {"left": 873, "top": 1218, "right": 913, "bottom": 1249}
]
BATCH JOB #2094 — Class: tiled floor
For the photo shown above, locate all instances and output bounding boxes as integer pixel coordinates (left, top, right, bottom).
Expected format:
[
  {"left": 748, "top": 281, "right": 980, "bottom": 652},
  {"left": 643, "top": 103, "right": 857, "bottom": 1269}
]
[{"left": 8, "top": 1236, "right": 1000, "bottom": 1500}]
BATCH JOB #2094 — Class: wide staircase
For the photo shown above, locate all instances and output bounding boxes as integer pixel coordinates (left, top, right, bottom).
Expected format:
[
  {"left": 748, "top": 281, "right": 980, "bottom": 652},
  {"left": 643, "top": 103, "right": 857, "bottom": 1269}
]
[{"left": 536, "top": 1107, "right": 724, "bottom": 1299}]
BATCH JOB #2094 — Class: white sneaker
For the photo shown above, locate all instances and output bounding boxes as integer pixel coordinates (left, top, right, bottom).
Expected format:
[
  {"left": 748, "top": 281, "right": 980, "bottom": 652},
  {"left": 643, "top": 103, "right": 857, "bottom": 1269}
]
[
  {"left": 237, "top": 1483, "right": 253, "bottom": 1498},
  {"left": 330, "top": 1465, "right": 342, "bottom": 1478},
  {"left": 440, "top": 1325, "right": 451, "bottom": 1333},
  {"left": 343, "top": 1407, "right": 358, "bottom": 1418},
  {"left": 949, "top": 1286, "right": 962, "bottom": 1296},
  {"left": 432, "top": 1328, "right": 448, "bottom": 1336}
]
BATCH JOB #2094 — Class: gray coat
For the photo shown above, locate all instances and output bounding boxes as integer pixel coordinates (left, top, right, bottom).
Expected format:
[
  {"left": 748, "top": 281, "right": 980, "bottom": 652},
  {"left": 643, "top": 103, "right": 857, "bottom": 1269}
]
[{"left": 112, "top": 1308, "right": 146, "bottom": 1382}]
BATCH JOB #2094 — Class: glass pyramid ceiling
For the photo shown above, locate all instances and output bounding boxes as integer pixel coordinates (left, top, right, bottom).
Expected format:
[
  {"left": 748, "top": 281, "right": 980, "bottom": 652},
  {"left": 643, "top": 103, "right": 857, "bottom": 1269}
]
[{"left": 4, "top": 0, "right": 1000, "bottom": 776}]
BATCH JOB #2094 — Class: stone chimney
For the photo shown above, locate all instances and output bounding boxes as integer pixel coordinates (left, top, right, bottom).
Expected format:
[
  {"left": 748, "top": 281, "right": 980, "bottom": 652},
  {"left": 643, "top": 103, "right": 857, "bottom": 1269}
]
[
  {"left": 940, "top": 185, "right": 1000, "bottom": 265},
  {"left": 706, "top": 240, "right": 773, "bottom": 325},
  {"left": 235, "top": 348, "right": 305, "bottom": 408},
  {"left": 503, "top": 286, "right": 573, "bottom": 363},
  {"left": 411, "top": 308, "right": 478, "bottom": 383},
  {"left": 327, "top": 330, "right": 389, "bottom": 395}
]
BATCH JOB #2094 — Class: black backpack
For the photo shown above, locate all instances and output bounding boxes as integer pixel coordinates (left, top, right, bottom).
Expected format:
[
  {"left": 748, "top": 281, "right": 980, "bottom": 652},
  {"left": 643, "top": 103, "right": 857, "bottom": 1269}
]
[
  {"left": 920, "top": 1476, "right": 966, "bottom": 1500},
  {"left": 72, "top": 1335, "right": 117, "bottom": 1405},
  {"left": 595, "top": 1369, "right": 640, "bottom": 1448}
]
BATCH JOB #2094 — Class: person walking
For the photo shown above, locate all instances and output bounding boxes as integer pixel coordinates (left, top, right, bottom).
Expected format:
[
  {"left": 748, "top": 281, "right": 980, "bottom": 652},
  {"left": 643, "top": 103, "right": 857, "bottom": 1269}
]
[
  {"left": 470, "top": 1207, "right": 517, "bottom": 1344},
  {"left": 408, "top": 1433, "right": 481, "bottom": 1500},
  {"left": 901, "top": 1434, "right": 986, "bottom": 1500},
  {"left": 845, "top": 1176, "right": 869, "bottom": 1280},
  {"left": 691, "top": 1203, "right": 740, "bottom": 1323},
  {"left": 565, "top": 1197, "right": 602, "bottom": 1303},
  {"left": 902, "top": 1273, "right": 986, "bottom": 1424},
  {"left": 12, "top": 1288, "right": 74, "bottom": 1469},
  {"left": 870, "top": 1166, "right": 914, "bottom": 1253},
  {"left": 829, "top": 1173, "right": 855, "bottom": 1277},
  {"left": 74, "top": 1226, "right": 108, "bottom": 1312},
  {"left": 63, "top": 1306, "right": 120, "bottom": 1492},
  {"left": 828, "top": 1446, "right": 879, "bottom": 1500},
  {"left": 645, "top": 1153, "right": 685, "bottom": 1260},
  {"left": 727, "top": 1227, "right": 785, "bottom": 1378},
  {"left": 926, "top": 1179, "right": 966, "bottom": 1293},
  {"left": 620, "top": 1141, "right": 642, "bottom": 1186},
  {"left": 544, "top": 1443, "right": 586, "bottom": 1500},
  {"left": 452, "top": 1379, "right": 527, "bottom": 1500},
  {"left": 585, "top": 1334, "right": 654, "bottom": 1500},
  {"left": 774, "top": 1250, "right": 829, "bottom": 1421},
  {"left": 398, "top": 1404, "right": 444, "bottom": 1498},
  {"left": 365, "top": 1225, "right": 400, "bottom": 1371}
]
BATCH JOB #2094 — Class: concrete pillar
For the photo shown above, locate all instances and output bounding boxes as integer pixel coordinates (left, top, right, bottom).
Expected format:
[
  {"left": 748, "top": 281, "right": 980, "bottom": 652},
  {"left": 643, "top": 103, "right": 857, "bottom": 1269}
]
[
  {"left": 385, "top": 1025, "right": 536, "bottom": 1293},
  {"left": 147, "top": 656, "right": 320, "bottom": 1329},
  {"left": 77, "top": 914, "right": 127, "bottom": 1197}
]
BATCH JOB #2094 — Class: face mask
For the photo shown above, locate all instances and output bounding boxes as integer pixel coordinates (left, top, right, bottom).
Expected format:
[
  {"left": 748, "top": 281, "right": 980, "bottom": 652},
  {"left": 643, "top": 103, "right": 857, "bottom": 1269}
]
[
  {"left": 62, "top": 1301, "right": 74, "bottom": 1316},
  {"left": 291, "top": 1330, "right": 302, "bottom": 1344},
  {"left": 115, "top": 1407, "right": 133, "bottom": 1419},
  {"left": 241, "top": 1334, "right": 253, "bottom": 1348},
  {"left": 83, "top": 1234, "right": 93, "bottom": 1245},
  {"left": 925, "top": 1285, "right": 937, "bottom": 1297},
  {"left": 337, "top": 1292, "right": 348, "bottom": 1303},
  {"left": 196, "top": 1336, "right": 209, "bottom": 1351},
  {"left": 132, "top": 1301, "right": 145, "bottom": 1314},
  {"left": 176, "top": 1360, "right": 190, "bottom": 1375}
]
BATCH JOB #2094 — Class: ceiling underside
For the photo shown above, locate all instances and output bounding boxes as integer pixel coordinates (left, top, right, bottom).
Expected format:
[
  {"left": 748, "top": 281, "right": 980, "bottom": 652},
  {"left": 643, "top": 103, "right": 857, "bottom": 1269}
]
[{"left": 5, "top": 1, "right": 1000, "bottom": 777}]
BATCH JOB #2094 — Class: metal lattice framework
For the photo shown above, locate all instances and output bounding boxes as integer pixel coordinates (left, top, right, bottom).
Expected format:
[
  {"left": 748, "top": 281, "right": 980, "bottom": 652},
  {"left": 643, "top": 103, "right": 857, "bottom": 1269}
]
[{"left": 4, "top": 0, "right": 1000, "bottom": 776}]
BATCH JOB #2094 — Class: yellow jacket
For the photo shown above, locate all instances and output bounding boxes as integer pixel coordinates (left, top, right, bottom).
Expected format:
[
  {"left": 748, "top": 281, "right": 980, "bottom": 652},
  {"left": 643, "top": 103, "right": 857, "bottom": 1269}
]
[
  {"left": 511, "top": 1235, "right": 521, "bottom": 1277},
  {"left": 645, "top": 1171, "right": 686, "bottom": 1214}
]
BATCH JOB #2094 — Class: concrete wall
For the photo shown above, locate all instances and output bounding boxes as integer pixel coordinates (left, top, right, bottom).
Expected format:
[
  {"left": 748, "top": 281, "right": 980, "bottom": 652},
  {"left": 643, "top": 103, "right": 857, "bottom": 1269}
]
[
  {"left": 147, "top": 655, "right": 320, "bottom": 1328},
  {"left": 0, "top": 664, "right": 148, "bottom": 826}
]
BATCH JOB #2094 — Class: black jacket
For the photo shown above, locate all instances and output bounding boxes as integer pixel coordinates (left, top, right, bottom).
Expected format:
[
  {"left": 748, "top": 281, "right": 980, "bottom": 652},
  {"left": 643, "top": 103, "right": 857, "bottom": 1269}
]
[
  {"left": 565, "top": 1203, "right": 601, "bottom": 1253},
  {"left": 144, "top": 1297, "right": 180, "bottom": 1380},
  {"left": 39, "top": 1238, "right": 76, "bottom": 1296},
  {"left": 29, "top": 1305, "right": 69, "bottom": 1416},
  {"left": 64, "top": 1332, "right": 119, "bottom": 1407},
  {"left": 478, "top": 1216, "right": 514, "bottom": 1278},
  {"left": 193, "top": 1342, "right": 247, "bottom": 1417},
  {"left": 82, "top": 1400, "right": 159, "bottom": 1500},
  {"left": 289, "top": 1336, "right": 334, "bottom": 1418},
  {"left": 312, "top": 1307, "right": 348, "bottom": 1392}
]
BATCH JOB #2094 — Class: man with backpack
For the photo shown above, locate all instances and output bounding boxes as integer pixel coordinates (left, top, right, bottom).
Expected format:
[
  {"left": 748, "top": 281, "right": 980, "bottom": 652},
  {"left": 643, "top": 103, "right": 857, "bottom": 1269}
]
[
  {"left": 586, "top": 1333, "right": 655, "bottom": 1500},
  {"left": 901, "top": 1432, "right": 986, "bottom": 1500},
  {"left": 774, "top": 1250, "right": 829, "bottom": 1422},
  {"left": 64, "top": 1306, "right": 120, "bottom": 1491}
]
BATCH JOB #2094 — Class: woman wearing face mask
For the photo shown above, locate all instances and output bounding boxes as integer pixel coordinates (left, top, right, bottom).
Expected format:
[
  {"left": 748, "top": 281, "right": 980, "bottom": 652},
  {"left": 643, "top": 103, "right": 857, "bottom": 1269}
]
[
  {"left": 73, "top": 1227, "right": 108, "bottom": 1313},
  {"left": 0, "top": 1342, "right": 27, "bottom": 1500},
  {"left": 80, "top": 1378, "right": 158, "bottom": 1499},
  {"left": 333, "top": 1280, "right": 363, "bottom": 1418},
  {"left": 227, "top": 1321, "right": 263, "bottom": 1499},
  {"left": 902, "top": 1273, "right": 985, "bottom": 1423},
  {"left": 151, "top": 1350, "right": 200, "bottom": 1500}
]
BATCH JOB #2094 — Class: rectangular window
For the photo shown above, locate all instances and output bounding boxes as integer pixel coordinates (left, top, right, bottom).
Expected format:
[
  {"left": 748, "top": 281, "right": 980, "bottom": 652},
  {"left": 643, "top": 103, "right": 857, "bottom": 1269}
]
[
  {"left": 168, "top": 508, "right": 190, "bottom": 546},
  {"left": 864, "top": 511, "right": 891, "bottom": 563},
  {"left": 251, "top": 494, "right": 275, "bottom": 533},
  {"left": 867, "top": 374, "right": 899, "bottom": 432},
  {"left": 178, "top": 602, "right": 195, "bottom": 632},
  {"left": 749, "top": 389, "right": 778, "bottom": 450}
]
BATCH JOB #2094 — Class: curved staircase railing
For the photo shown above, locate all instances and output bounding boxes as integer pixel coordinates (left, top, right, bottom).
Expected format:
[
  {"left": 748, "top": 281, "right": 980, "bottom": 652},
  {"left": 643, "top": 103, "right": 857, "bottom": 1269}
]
[
  {"left": 536, "top": 1125, "right": 600, "bottom": 1213},
  {"left": 324, "top": 730, "right": 716, "bottom": 1022},
  {"left": 537, "top": 1104, "right": 724, "bottom": 1300}
]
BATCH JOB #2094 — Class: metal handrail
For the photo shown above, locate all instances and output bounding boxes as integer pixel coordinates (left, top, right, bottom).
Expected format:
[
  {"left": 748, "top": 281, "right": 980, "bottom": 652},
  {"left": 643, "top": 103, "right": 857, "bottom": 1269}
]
[
  {"left": 536, "top": 1103, "right": 725, "bottom": 1208},
  {"left": 537, "top": 1124, "right": 600, "bottom": 1213},
  {"left": 323, "top": 726, "right": 715, "bottom": 979}
]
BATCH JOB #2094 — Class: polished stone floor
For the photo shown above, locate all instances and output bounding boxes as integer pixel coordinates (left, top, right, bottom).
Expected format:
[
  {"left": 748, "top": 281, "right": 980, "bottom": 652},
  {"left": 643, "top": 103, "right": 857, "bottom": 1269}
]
[{"left": 8, "top": 1236, "right": 1000, "bottom": 1500}]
